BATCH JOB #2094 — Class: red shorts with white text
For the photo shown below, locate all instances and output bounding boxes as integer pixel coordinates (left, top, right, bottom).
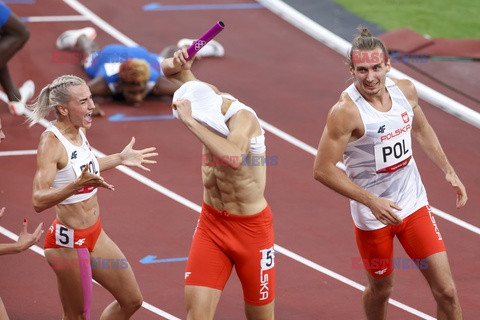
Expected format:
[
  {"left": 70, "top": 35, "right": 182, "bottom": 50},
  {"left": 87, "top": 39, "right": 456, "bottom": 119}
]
[
  {"left": 354, "top": 205, "right": 445, "bottom": 278},
  {"left": 44, "top": 217, "right": 102, "bottom": 252},
  {"left": 185, "top": 202, "right": 275, "bottom": 305}
]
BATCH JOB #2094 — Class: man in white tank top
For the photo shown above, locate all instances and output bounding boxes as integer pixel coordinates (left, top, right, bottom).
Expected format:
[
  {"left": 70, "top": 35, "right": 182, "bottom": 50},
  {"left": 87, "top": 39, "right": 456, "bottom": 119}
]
[{"left": 313, "top": 27, "right": 467, "bottom": 319}]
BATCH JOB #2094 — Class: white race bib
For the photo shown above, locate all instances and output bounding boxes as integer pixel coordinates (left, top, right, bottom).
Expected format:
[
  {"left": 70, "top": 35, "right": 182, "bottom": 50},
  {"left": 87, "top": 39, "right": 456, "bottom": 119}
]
[
  {"left": 55, "top": 224, "right": 74, "bottom": 248},
  {"left": 374, "top": 133, "right": 412, "bottom": 173}
]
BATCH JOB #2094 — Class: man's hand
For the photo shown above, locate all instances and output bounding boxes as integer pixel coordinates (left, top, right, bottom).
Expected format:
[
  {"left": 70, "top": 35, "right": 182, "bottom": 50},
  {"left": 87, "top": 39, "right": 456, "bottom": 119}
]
[
  {"left": 172, "top": 47, "right": 196, "bottom": 70},
  {"left": 172, "top": 98, "right": 194, "bottom": 125},
  {"left": 445, "top": 172, "right": 467, "bottom": 209},
  {"left": 368, "top": 197, "right": 403, "bottom": 226}
]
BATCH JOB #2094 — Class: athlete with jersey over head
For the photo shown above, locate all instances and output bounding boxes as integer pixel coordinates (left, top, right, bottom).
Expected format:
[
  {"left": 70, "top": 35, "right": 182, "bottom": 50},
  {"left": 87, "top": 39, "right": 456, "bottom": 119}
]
[
  {"left": 161, "top": 47, "right": 275, "bottom": 320},
  {"left": 313, "top": 26, "right": 467, "bottom": 320}
]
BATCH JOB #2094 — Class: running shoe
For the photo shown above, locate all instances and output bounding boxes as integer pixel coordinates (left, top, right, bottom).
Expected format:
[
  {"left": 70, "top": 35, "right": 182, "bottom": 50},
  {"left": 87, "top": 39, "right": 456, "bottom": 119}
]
[
  {"left": 56, "top": 27, "right": 97, "bottom": 50},
  {"left": 8, "top": 80, "right": 35, "bottom": 116},
  {"left": 19, "top": 79, "right": 35, "bottom": 104},
  {"left": 8, "top": 101, "right": 25, "bottom": 116}
]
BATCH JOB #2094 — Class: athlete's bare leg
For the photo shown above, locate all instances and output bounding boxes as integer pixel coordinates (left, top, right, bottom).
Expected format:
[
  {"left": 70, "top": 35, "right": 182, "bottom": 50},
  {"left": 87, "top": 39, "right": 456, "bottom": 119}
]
[
  {"left": 45, "top": 247, "right": 88, "bottom": 319},
  {"left": 91, "top": 231, "right": 143, "bottom": 320},
  {"left": 185, "top": 285, "right": 222, "bottom": 320},
  {"left": 245, "top": 300, "right": 274, "bottom": 320},
  {"left": 0, "top": 297, "right": 10, "bottom": 320},
  {"left": 362, "top": 272, "right": 395, "bottom": 320},
  {"left": 421, "top": 252, "right": 462, "bottom": 320}
]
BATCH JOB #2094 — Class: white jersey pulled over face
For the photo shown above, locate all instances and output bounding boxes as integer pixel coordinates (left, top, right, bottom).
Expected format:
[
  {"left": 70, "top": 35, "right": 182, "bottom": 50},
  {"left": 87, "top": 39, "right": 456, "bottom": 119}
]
[{"left": 343, "top": 78, "right": 428, "bottom": 230}]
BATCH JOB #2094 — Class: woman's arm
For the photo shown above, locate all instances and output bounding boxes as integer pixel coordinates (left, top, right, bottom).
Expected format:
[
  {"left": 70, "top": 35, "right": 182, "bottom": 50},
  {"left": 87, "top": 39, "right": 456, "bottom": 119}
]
[
  {"left": 32, "top": 132, "right": 79, "bottom": 212},
  {"left": 0, "top": 208, "right": 43, "bottom": 255},
  {"left": 32, "top": 132, "right": 114, "bottom": 212}
]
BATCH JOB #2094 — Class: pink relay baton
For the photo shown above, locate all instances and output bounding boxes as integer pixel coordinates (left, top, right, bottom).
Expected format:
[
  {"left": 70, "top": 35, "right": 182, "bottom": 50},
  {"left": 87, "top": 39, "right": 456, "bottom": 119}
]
[{"left": 186, "top": 21, "right": 225, "bottom": 60}]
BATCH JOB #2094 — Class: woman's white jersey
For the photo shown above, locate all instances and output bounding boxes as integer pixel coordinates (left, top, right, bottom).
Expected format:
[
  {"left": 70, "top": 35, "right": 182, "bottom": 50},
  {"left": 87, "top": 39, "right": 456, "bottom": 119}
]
[{"left": 46, "top": 123, "right": 99, "bottom": 204}]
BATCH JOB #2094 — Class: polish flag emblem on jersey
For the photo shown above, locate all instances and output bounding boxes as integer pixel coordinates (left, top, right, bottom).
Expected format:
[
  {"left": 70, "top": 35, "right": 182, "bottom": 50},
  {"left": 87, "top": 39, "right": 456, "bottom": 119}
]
[{"left": 402, "top": 112, "right": 409, "bottom": 124}]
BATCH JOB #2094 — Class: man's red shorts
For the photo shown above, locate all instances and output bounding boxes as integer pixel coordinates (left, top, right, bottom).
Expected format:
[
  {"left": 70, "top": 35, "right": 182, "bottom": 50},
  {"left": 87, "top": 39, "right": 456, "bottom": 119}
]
[
  {"left": 185, "top": 202, "right": 275, "bottom": 306},
  {"left": 354, "top": 205, "right": 445, "bottom": 278},
  {"left": 44, "top": 217, "right": 102, "bottom": 252}
]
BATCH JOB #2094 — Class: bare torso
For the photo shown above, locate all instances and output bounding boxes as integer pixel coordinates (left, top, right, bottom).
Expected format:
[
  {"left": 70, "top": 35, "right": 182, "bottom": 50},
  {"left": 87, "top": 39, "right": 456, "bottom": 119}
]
[
  {"left": 55, "top": 194, "right": 99, "bottom": 230},
  {"left": 47, "top": 129, "right": 100, "bottom": 230},
  {"left": 201, "top": 99, "right": 267, "bottom": 215},
  {"left": 201, "top": 147, "right": 267, "bottom": 215}
]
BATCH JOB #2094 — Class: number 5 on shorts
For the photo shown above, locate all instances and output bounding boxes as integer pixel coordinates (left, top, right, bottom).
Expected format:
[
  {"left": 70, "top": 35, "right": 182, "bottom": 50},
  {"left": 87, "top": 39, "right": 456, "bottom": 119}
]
[
  {"left": 260, "top": 247, "right": 275, "bottom": 270},
  {"left": 55, "top": 224, "right": 74, "bottom": 248}
]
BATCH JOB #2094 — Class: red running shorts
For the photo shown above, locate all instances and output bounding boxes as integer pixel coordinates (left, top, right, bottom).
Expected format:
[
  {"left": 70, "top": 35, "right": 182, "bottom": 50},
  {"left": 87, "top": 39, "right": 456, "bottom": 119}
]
[
  {"left": 185, "top": 202, "right": 275, "bottom": 305},
  {"left": 44, "top": 217, "right": 102, "bottom": 252},
  {"left": 354, "top": 205, "right": 445, "bottom": 278}
]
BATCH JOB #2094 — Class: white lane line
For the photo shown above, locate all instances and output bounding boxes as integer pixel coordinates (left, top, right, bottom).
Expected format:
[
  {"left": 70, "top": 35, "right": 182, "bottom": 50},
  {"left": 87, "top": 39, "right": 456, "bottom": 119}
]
[
  {"left": 25, "top": 15, "right": 88, "bottom": 22},
  {"left": 63, "top": 0, "right": 138, "bottom": 46},
  {"left": 0, "top": 150, "right": 37, "bottom": 156}
]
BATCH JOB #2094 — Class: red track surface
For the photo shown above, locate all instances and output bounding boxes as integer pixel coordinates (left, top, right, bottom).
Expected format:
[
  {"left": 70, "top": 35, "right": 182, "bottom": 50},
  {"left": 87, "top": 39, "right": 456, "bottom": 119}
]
[{"left": 1, "top": 1, "right": 479, "bottom": 319}]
